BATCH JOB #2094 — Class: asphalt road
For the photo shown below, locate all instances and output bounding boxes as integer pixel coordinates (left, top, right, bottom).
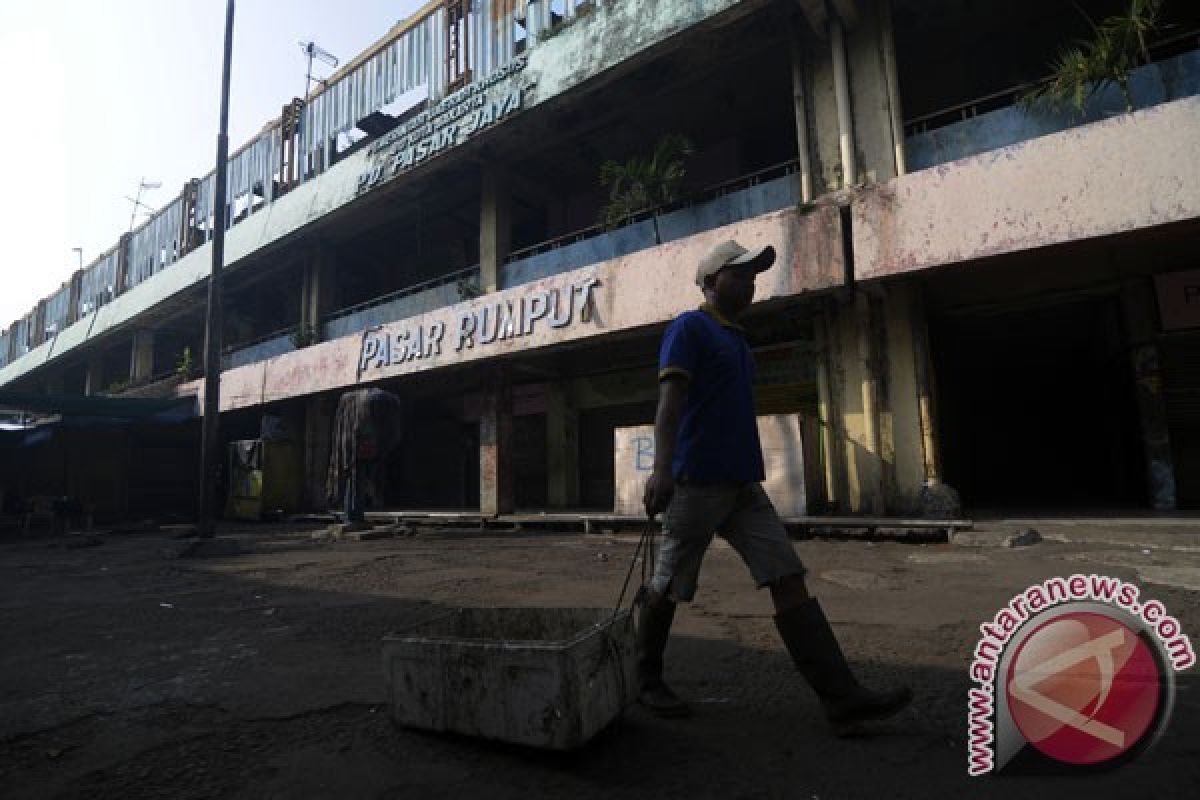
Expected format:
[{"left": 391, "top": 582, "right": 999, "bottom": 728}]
[{"left": 0, "top": 522, "right": 1196, "bottom": 798}]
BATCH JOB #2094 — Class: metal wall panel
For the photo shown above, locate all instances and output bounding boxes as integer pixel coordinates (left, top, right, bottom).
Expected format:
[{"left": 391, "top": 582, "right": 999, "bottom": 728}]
[
  {"left": 43, "top": 286, "right": 72, "bottom": 337},
  {"left": 13, "top": 317, "right": 31, "bottom": 356},
  {"left": 126, "top": 197, "right": 183, "bottom": 289},
  {"left": 300, "top": 8, "right": 443, "bottom": 160},
  {"left": 79, "top": 250, "right": 119, "bottom": 317}
]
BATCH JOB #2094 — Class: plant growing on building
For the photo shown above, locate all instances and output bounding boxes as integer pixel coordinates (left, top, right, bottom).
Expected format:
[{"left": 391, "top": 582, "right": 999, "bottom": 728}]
[
  {"left": 599, "top": 133, "right": 695, "bottom": 243},
  {"left": 1022, "top": 0, "right": 1167, "bottom": 116},
  {"left": 456, "top": 275, "right": 483, "bottom": 300},
  {"left": 175, "top": 346, "right": 196, "bottom": 379},
  {"left": 290, "top": 324, "right": 319, "bottom": 349}
]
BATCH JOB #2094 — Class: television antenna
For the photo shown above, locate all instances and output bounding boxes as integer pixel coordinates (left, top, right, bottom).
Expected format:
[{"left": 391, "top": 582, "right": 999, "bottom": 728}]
[
  {"left": 298, "top": 40, "right": 339, "bottom": 101},
  {"left": 127, "top": 179, "right": 161, "bottom": 231}
]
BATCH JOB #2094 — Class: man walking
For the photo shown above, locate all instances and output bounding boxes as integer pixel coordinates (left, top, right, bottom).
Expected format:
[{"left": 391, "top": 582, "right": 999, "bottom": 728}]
[{"left": 640, "top": 239, "right": 912, "bottom": 735}]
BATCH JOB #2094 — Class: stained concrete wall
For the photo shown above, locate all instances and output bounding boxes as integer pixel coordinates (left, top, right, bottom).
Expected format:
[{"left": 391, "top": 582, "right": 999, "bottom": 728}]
[
  {"left": 853, "top": 95, "right": 1200, "bottom": 281},
  {"left": 193, "top": 207, "right": 845, "bottom": 412},
  {"left": 613, "top": 416, "right": 808, "bottom": 517}
]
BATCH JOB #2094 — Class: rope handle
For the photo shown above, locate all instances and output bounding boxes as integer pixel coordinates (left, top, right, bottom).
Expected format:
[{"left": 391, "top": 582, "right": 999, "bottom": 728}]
[{"left": 610, "top": 518, "right": 658, "bottom": 627}]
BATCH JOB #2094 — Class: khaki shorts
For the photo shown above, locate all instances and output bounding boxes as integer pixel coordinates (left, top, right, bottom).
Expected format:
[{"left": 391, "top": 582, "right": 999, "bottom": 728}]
[{"left": 649, "top": 481, "right": 806, "bottom": 602}]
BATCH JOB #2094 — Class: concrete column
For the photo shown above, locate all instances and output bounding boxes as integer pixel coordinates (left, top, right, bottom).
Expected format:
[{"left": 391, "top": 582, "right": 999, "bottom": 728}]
[
  {"left": 797, "top": 7, "right": 846, "bottom": 195},
  {"left": 301, "top": 242, "right": 339, "bottom": 338},
  {"left": 879, "top": 0, "right": 907, "bottom": 176},
  {"left": 480, "top": 368, "right": 515, "bottom": 515},
  {"left": 814, "top": 303, "right": 847, "bottom": 511},
  {"left": 84, "top": 355, "right": 105, "bottom": 396},
  {"left": 829, "top": 17, "right": 857, "bottom": 189},
  {"left": 825, "top": 290, "right": 887, "bottom": 515},
  {"left": 802, "top": 2, "right": 904, "bottom": 190},
  {"left": 788, "top": 28, "right": 815, "bottom": 203},
  {"left": 546, "top": 382, "right": 579, "bottom": 508},
  {"left": 480, "top": 166, "right": 511, "bottom": 294},
  {"left": 840, "top": 1, "right": 903, "bottom": 184},
  {"left": 908, "top": 285, "right": 941, "bottom": 484},
  {"left": 130, "top": 330, "right": 155, "bottom": 382},
  {"left": 880, "top": 282, "right": 930, "bottom": 512},
  {"left": 1121, "top": 279, "right": 1176, "bottom": 510},
  {"left": 854, "top": 291, "right": 884, "bottom": 513},
  {"left": 304, "top": 395, "right": 336, "bottom": 510}
]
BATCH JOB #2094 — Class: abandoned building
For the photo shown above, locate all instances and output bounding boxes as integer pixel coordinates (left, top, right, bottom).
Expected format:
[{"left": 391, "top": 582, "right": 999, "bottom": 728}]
[{"left": 2, "top": 0, "right": 1199, "bottom": 522}]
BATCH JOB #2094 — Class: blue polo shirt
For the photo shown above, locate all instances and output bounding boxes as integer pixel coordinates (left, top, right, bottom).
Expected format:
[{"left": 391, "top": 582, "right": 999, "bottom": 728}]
[{"left": 658, "top": 304, "right": 764, "bottom": 484}]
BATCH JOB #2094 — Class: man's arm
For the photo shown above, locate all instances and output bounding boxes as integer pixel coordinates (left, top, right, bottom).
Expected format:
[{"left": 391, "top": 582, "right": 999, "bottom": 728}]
[{"left": 643, "top": 376, "right": 687, "bottom": 518}]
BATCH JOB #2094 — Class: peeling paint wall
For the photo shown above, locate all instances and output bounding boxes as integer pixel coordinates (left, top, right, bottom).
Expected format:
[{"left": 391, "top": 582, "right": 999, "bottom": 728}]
[
  {"left": 853, "top": 95, "right": 1200, "bottom": 281},
  {"left": 196, "top": 207, "right": 845, "bottom": 413}
]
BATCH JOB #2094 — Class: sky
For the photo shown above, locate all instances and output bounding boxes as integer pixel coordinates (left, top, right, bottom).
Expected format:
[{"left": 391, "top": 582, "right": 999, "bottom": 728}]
[{"left": 0, "top": 0, "right": 428, "bottom": 328}]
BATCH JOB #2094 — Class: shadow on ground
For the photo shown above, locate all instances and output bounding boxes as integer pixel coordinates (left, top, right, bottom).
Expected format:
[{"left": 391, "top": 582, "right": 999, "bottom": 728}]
[{"left": 0, "top": 524, "right": 1196, "bottom": 799}]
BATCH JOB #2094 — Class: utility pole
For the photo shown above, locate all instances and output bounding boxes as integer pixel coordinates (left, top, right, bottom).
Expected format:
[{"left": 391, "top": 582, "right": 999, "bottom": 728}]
[{"left": 198, "top": 0, "right": 235, "bottom": 537}]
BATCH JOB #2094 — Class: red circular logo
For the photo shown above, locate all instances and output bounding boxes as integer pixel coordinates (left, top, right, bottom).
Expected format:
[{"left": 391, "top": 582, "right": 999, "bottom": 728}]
[{"left": 1006, "top": 612, "right": 1161, "bottom": 766}]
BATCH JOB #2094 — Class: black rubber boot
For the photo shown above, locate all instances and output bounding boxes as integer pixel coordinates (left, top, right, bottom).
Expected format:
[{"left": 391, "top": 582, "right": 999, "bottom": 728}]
[
  {"left": 635, "top": 592, "right": 691, "bottom": 718},
  {"left": 774, "top": 598, "right": 912, "bottom": 736}
]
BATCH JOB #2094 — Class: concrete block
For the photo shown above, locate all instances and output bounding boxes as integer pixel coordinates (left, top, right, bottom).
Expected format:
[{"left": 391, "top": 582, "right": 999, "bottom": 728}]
[{"left": 614, "top": 414, "right": 807, "bottom": 516}]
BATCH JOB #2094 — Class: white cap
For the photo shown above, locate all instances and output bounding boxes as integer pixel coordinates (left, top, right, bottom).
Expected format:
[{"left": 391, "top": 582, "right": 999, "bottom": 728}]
[{"left": 695, "top": 240, "right": 776, "bottom": 287}]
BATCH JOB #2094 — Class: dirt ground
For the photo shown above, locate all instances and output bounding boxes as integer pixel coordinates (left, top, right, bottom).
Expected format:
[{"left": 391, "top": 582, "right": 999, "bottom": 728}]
[{"left": 0, "top": 521, "right": 1196, "bottom": 799}]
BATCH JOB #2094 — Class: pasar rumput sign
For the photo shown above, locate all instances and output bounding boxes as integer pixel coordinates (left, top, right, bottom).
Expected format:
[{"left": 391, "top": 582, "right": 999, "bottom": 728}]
[
  {"left": 357, "top": 55, "right": 534, "bottom": 196},
  {"left": 357, "top": 276, "right": 600, "bottom": 376}
]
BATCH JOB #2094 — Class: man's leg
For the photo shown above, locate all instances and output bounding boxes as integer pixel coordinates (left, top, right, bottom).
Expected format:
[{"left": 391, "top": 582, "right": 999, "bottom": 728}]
[
  {"left": 345, "top": 462, "right": 365, "bottom": 523},
  {"left": 771, "top": 575, "right": 912, "bottom": 736},
  {"left": 724, "top": 485, "right": 912, "bottom": 736},
  {"left": 638, "top": 483, "right": 735, "bottom": 718},
  {"left": 635, "top": 586, "right": 689, "bottom": 717}
]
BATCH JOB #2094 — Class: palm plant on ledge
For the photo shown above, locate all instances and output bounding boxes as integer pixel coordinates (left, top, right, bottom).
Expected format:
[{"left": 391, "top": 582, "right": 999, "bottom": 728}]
[
  {"left": 599, "top": 133, "right": 695, "bottom": 244},
  {"left": 1022, "top": 0, "right": 1167, "bottom": 117}
]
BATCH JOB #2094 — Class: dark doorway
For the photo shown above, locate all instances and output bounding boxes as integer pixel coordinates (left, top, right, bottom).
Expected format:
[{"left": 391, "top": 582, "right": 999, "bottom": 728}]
[
  {"left": 383, "top": 400, "right": 475, "bottom": 510},
  {"left": 931, "top": 297, "right": 1145, "bottom": 509},
  {"left": 578, "top": 401, "right": 656, "bottom": 511},
  {"left": 1160, "top": 332, "right": 1200, "bottom": 509}
]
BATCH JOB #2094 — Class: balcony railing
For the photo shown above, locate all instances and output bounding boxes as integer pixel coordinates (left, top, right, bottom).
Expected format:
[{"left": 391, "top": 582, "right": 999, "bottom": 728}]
[
  {"left": 321, "top": 265, "right": 481, "bottom": 342},
  {"left": 904, "top": 33, "right": 1200, "bottom": 171},
  {"left": 502, "top": 159, "right": 803, "bottom": 289}
]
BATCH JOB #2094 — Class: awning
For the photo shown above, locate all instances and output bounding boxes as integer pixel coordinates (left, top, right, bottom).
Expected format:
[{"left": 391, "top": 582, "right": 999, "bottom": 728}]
[{"left": 0, "top": 391, "right": 197, "bottom": 421}]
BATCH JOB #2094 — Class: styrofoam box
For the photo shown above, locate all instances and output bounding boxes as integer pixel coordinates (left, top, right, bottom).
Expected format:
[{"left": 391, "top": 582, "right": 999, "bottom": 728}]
[{"left": 382, "top": 607, "right": 637, "bottom": 750}]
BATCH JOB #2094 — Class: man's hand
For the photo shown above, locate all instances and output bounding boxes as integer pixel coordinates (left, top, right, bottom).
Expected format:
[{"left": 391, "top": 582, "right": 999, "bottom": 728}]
[
  {"left": 643, "top": 466, "right": 675, "bottom": 519},
  {"left": 645, "top": 376, "right": 686, "bottom": 519}
]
